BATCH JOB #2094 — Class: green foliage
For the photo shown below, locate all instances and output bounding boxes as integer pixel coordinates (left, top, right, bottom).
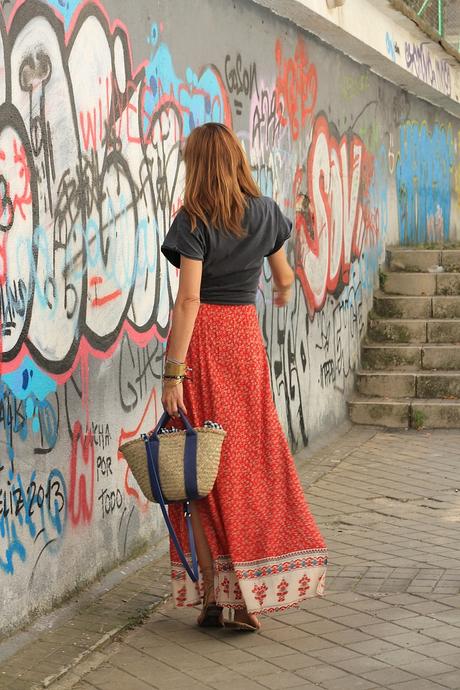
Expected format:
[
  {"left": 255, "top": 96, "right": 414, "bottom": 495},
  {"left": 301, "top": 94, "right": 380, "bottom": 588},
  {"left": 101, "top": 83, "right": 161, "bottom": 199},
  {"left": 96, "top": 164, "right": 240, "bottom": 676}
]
[{"left": 412, "top": 409, "right": 426, "bottom": 430}]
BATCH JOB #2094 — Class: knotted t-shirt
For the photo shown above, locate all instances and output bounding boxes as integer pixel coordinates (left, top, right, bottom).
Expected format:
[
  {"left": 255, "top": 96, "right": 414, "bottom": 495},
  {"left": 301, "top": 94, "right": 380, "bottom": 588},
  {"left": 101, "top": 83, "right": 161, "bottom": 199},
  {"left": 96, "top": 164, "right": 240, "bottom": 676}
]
[{"left": 161, "top": 195, "right": 292, "bottom": 305}]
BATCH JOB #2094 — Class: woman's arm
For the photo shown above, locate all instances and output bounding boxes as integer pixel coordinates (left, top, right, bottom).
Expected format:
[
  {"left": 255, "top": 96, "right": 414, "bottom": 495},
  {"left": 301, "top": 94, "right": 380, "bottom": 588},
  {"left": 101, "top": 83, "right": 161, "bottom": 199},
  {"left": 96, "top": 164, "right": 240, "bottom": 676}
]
[
  {"left": 162, "top": 257, "right": 202, "bottom": 416},
  {"left": 268, "top": 246, "right": 294, "bottom": 307}
]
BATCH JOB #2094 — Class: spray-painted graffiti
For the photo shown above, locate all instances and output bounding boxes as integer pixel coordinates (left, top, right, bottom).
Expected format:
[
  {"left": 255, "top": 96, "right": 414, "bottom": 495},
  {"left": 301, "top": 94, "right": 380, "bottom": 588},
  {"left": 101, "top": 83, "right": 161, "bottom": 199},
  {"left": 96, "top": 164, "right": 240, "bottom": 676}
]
[
  {"left": 385, "top": 32, "right": 398, "bottom": 64},
  {"left": 341, "top": 73, "right": 370, "bottom": 101},
  {"left": 275, "top": 38, "right": 317, "bottom": 141},
  {"left": 258, "top": 272, "right": 310, "bottom": 452},
  {"left": 396, "top": 122, "right": 455, "bottom": 244},
  {"left": 0, "top": 465, "right": 66, "bottom": 576},
  {"left": 225, "top": 53, "right": 258, "bottom": 117},
  {"left": 315, "top": 274, "right": 364, "bottom": 393},
  {"left": 0, "top": 358, "right": 58, "bottom": 469},
  {"left": 405, "top": 41, "right": 452, "bottom": 98},
  {"left": 0, "top": 2, "right": 231, "bottom": 375},
  {"left": 294, "top": 115, "right": 376, "bottom": 315}
]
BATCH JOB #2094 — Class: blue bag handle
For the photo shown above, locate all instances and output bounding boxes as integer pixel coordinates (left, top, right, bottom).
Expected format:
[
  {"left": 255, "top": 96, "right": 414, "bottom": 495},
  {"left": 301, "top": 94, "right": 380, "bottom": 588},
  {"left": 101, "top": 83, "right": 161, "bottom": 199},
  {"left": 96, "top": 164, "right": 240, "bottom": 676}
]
[
  {"left": 150, "top": 409, "right": 200, "bottom": 501},
  {"left": 143, "top": 408, "right": 200, "bottom": 582}
]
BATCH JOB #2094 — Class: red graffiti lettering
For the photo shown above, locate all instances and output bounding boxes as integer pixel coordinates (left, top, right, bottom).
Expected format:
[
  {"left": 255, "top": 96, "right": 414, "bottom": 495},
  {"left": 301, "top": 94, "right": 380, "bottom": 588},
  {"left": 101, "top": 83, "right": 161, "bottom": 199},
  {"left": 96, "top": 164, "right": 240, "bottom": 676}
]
[
  {"left": 118, "top": 387, "right": 158, "bottom": 513},
  {"left": 295, "top": 115, "right": 375, "bottom": 314},
  {"left": 12, "top": 139, "right": 32, "bottom": 221},
  {"left": 69, "top": 421, "right": 95, "bottom": 525},
  {"left": 275, "top": 39, "right": 317, "bottom": 140}
]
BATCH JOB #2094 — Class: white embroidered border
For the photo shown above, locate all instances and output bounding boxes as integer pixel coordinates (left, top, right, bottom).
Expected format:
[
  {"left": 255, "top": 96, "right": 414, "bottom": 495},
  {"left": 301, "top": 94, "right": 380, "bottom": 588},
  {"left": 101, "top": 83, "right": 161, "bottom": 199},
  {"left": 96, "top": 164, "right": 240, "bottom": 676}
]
[{"left": 171, "top": 550, "right": 327, "bottom": 613}]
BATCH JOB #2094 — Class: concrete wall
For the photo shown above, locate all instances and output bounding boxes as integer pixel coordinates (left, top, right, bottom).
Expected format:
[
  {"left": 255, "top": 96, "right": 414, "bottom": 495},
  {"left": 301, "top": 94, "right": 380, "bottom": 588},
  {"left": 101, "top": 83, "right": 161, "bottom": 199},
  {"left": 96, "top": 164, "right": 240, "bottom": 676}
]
[{"left": 1, "top": 0, "right": 460, "bottom": 634}]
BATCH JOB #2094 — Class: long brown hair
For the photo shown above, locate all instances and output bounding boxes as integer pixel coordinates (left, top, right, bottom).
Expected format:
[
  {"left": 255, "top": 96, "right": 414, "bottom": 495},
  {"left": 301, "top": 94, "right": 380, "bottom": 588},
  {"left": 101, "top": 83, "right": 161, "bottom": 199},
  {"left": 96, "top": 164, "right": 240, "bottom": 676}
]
[{"left": 182, "top": 123, "right": 261, "bottom": 237}]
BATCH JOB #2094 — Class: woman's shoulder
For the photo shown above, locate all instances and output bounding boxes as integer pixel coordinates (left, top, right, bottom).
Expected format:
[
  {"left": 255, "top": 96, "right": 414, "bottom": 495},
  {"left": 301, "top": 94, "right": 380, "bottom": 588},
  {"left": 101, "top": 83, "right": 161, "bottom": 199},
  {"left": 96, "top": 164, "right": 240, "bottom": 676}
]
[
  {"left": 173, "top": 207, "right": 190, "bottom": 227},
  {"left": 246, "top": 194, "right": 276, "bottom": 217},
  {"left": 172, "top": 207, "right": 207, "bottom": 235},
  {"left": 245, "top": 195, "right": 281, "bottom": 225},
  {"left": 247, "top": 194, "right": 275, "bottom": 207}
]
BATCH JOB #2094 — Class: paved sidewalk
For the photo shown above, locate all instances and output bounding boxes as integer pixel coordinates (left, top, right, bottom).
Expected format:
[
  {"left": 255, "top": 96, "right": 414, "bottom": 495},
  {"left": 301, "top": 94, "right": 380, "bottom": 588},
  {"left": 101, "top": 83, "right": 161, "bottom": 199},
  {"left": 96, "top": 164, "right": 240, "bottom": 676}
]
[{"left": 3, "top": 424, "right": 460, "bottom": 689}]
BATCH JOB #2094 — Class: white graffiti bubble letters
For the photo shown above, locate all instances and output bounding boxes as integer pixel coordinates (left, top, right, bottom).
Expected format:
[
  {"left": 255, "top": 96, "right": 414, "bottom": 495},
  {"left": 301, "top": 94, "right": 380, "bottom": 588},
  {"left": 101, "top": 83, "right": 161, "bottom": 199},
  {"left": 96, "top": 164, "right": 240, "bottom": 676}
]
[
  {"left": 0, "top": 110, "right": 37, "bottom": 360},
  {"left": 10, "top": 13, "right": 84, "bottom": 366}
]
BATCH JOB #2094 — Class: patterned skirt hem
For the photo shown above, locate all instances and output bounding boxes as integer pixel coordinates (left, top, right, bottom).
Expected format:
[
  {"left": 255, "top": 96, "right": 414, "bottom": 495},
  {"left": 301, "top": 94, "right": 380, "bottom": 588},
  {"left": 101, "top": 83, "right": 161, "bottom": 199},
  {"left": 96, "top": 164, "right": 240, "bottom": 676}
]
[
  {"left": 171, "top": 551, "right": 327, "bottom": 613},
  {"left": 175, "top": 593, "right": 326, "bottom": 615}
]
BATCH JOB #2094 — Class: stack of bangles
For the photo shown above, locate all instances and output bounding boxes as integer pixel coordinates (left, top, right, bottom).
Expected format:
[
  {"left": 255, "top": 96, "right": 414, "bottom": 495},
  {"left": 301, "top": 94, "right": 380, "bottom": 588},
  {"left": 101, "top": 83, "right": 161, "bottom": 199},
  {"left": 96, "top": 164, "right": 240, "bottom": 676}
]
[{"left": 162, "top": 358, "right": 192, "bottom": 386}]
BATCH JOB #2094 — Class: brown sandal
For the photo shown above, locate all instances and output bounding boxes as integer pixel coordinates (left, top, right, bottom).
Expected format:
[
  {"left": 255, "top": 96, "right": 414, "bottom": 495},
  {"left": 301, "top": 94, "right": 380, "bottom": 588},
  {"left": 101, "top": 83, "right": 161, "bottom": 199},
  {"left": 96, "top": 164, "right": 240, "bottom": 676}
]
[
  {"left": 224, "top": 608, "right": 261, "bottom": 632},
  {"left": 197, "top": 567, "right": 223, "bottom": 628},
  {"left": 197, "top": 587, "right": 224, "bottom": 628}
]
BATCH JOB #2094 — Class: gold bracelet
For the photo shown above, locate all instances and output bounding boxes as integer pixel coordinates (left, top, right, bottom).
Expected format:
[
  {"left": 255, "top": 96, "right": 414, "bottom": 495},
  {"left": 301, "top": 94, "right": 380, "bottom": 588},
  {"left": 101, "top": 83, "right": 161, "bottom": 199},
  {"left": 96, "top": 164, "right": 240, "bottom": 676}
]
[
  {"left": 162, "top": 377, "right": 183, "bottom": 387},
  {"left": 164, "top": 361, "right": 187, "bottom": 377}
]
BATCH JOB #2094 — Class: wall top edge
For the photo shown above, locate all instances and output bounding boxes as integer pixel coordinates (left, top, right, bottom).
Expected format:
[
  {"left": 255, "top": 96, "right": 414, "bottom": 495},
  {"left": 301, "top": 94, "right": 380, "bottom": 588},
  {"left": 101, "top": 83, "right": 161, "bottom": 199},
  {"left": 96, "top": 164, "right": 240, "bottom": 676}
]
[{"left": 250, "top": 0, "right": 460, "bottom": 119}]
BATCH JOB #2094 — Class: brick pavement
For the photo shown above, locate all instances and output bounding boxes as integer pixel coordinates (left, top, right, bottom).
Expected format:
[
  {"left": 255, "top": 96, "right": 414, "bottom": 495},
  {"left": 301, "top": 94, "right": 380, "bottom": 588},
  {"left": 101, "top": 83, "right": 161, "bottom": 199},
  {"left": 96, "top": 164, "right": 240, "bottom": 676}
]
[{"left": 2, "top": 424, "right": 460, "bottom": 690}]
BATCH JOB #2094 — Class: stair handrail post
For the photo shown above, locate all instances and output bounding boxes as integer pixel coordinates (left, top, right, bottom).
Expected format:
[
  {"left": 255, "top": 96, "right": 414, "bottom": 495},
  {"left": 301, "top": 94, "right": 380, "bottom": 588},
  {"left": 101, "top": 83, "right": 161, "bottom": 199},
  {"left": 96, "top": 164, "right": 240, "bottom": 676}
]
[{"left": 438, "top": 0, "right": 444, "bottom": 37}]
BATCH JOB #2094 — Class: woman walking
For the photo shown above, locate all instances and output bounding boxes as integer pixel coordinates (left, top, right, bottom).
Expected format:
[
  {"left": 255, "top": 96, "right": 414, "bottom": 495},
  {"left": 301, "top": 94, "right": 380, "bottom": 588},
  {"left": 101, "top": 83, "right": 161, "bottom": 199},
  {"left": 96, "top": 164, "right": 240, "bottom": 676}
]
[{"left": 161, "top": 123, "right": 327, "bottom": 631}]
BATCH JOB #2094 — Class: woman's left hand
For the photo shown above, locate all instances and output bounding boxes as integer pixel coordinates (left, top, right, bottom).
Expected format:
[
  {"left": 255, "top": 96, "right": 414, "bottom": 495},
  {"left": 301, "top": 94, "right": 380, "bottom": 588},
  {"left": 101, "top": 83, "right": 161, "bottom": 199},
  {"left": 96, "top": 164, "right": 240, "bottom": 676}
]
[{"left": 162, "top": 381, "right": 188, "bottom": 418}]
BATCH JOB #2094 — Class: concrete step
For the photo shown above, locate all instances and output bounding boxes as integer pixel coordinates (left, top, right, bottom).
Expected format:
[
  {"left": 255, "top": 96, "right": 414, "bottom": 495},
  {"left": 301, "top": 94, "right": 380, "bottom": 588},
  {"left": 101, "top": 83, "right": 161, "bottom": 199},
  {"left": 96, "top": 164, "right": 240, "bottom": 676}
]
[
  {"left": 383, "top": 272, "right": 436, "bottom": 296},
  {"left": 412, "top": 399, "right": 460, "bottom": 428},
  {"left": 373, "top": 294, "right": 431, "bottom": 319},
  {"left": 357, "top": 370, "right": 460, "bottom": 399},
  {"left": 427, "top": 320, "right": 460, "bottom": 343},
  {"left": 362, "top": 344, "right": 421, "bottom": 370},
  {"left": 432, "top": 296, "right": 460, "bottom": 318},
  {"left": 348, "top": 396, "right": 460, "bottom": 428},
  {"left": 422, "top": 344, "right": 460, "bottom": 369},
  {"left": 441, "top": 250, "right": 460, "bottom": 273},
  {"left": 437, "top": 273, "right": 460, "bottom": 295},
  {"left": 348, "top": 397, "right": 410, "bottom": 428},
  {"left": 368, "top": 318, "right": 460, "bottom": 344},
  {"left": 367, "top": 318, "right": 427, "bottom": 343},
  {"left": 373, "top": 294, "right": 460, "bottom": 319},
  {"left": 387, "top": 248, "right": 460, "bottom": 273},
  {"left": 382, "top": 272, "right": 460, "bottom": 296},
  {"left": 417, "top": 372, "right": 460, "bottom": 399},
  {"left": 362, "top": 343, "right": 460, "bottom": 371},
  {"left": 357, "top": 371, "right": 416, "bottom": 397},
  {"left": 387, "top": 248, "right": 441, "bottom": 272}
]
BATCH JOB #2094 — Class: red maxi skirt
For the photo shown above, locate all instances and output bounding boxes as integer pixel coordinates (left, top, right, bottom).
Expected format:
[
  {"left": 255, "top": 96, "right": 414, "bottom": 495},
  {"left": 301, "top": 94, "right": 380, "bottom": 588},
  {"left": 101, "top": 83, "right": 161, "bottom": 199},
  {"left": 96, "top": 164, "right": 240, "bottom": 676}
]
[{"left": 167, "top": 303, "right": 327, "bottom": 614}]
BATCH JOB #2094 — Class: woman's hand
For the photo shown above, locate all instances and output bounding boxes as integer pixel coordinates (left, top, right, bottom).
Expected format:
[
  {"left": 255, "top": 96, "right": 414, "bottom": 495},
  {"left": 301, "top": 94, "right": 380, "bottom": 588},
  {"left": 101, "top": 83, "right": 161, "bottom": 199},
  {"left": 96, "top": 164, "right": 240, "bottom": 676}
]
[
  {"left": 273, "top": 285, "right": 292, "bottom": 307},
  {"left": 161, "top": 381, "right": 188, "bottom": 418}
]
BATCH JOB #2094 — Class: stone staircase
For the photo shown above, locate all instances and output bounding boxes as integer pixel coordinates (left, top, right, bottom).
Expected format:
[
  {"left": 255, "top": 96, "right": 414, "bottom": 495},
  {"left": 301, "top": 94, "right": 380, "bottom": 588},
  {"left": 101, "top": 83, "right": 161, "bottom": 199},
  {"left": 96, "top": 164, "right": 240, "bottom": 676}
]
[{"left": 349, "top": 247, "right": 460, "bottom": 429}]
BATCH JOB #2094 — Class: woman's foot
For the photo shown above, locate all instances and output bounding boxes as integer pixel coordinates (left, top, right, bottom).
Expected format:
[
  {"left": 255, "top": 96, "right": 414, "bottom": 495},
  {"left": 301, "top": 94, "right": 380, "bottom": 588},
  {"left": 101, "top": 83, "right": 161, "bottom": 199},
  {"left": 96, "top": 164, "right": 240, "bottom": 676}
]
[{"left": 225, "top": 607, "right": 261, "bottom": 632}]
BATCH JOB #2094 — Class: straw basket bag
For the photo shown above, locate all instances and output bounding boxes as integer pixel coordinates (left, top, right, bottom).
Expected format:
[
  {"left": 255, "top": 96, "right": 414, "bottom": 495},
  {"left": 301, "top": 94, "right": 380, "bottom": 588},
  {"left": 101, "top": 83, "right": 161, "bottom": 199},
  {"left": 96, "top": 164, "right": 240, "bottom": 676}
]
[
  {"left": 118, "top": 410, "right": 226, "bottom": 503},
  {"left": 118, "top": 410, "right": 226, "bottom": 582}
]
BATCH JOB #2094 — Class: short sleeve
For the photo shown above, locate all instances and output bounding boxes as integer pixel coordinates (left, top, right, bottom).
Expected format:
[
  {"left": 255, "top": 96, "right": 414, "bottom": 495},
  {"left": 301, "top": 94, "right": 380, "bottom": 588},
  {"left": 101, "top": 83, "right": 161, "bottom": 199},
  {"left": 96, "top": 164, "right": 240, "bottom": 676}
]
[
  {"left": 161, "top": 210, "right": 206, "bottom": 268},
  {"left": 265, "top": 200, "right": 293, "bottom": 257}
]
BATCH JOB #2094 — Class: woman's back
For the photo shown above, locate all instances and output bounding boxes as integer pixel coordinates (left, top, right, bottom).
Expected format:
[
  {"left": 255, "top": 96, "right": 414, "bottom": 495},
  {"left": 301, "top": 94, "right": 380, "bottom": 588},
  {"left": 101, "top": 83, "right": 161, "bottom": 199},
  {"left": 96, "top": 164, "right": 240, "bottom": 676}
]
[{"left": 161, "top": 195, "right": 292, "bottom": 305}]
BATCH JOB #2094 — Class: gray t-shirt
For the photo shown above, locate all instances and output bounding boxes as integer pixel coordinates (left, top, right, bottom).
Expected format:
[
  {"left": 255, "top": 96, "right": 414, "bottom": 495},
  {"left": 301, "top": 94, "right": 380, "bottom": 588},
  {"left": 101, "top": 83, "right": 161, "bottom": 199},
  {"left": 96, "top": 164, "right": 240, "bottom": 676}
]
[{"left": 161, "top": 195, "right": 292, "bottom": 305}]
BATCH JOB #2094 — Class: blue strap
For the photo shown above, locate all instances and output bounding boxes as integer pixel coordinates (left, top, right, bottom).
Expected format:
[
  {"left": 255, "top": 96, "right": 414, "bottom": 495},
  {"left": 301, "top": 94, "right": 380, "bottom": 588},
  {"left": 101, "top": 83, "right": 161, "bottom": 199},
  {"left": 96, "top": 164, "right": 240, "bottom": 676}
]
[
  {"left": 183, "top": 423, "right": 199, "bottom": 501},
  {"left": 144, "top": 433, "right": 199, "bottom": 582},
  {"left": 150, "top": 409, "right": 200, "bottom": 501},
  {"left": 184, "top": 500, "right": 199, "bottom": 578}
]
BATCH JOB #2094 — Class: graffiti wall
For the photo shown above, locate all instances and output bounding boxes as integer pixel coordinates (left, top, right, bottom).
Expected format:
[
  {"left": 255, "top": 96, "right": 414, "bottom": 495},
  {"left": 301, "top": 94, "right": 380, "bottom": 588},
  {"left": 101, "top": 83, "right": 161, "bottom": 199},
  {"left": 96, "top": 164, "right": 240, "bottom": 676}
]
[{"left": 1, "top": 0, "right": 460, "bottom": 634}]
